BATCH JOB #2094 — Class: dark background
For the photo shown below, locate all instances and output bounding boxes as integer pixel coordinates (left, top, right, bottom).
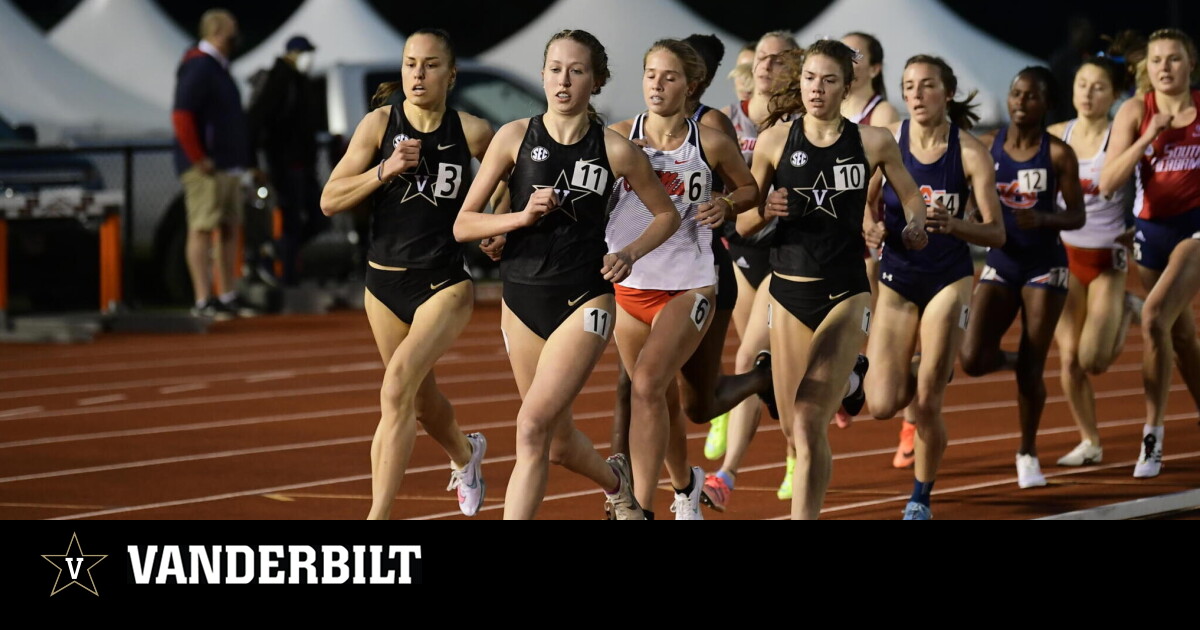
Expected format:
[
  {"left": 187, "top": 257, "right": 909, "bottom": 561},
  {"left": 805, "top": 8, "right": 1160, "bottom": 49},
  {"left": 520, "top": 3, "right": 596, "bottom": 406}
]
[{"left": 13, "top": 0, "right": 1198, "bottom": 60}]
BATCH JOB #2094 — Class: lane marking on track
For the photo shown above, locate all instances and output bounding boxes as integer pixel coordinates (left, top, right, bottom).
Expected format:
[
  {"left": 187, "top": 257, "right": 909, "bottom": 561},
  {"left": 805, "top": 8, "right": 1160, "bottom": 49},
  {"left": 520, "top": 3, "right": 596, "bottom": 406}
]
[
  {"left": 0, "top": 380, "right": 616, "bottom": 422},
  {"left": 43, "top": 408, "right": 1199, "bottom": 521},
  {"left": 0, "top": 502, "right": 105, "bottom": 509},
  {"left": 245, "top": 371, "right": 296, "bottom": 383},
  {"left": 77, "top": 394, "right": 126, "bottom": 406},
  {"left": 159, "top": 383, "right": 210, "bottom": 395},
  {"left": 0, "top": 406, "right": 43, "bottom": 418}
]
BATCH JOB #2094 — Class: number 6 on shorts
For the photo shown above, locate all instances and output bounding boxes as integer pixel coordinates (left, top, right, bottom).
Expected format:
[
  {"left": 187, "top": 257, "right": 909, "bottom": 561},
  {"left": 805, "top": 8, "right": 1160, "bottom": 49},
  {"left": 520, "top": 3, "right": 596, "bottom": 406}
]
[
  {"left": 583, "top": 308, "right": 611, "bottom": 338},
  {"left": 691, "top": 294, "right": 711, "bottom": 331}
]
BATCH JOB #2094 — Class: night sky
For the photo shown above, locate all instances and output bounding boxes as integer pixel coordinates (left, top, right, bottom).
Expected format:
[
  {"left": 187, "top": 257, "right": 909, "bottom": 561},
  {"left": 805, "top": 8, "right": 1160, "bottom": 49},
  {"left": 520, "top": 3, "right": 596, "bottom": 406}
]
[{"left": 13, "top": 0, "right": 1199, "bottom": 61}]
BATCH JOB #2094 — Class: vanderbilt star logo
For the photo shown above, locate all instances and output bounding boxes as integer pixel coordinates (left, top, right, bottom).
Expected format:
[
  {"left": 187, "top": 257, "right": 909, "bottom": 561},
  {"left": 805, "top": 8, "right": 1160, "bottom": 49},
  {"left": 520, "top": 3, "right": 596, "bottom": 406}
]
[
  {"left": 793, "top": 171, "right": 847, "bottom": 218},
  {"left": 532, "top": 170, "right": 593, "bottom": 221},
  {"left": 398, "top": 157, "right": 440, "bottom": 206},
  {"left": 42, "top": 532, "right": 107, "bottom": 596}
]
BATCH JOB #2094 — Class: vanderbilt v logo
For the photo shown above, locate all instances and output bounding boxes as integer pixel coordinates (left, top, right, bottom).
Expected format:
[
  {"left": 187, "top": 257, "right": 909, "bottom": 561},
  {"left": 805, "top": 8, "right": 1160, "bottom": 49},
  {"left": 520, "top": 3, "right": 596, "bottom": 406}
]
[
  {"left": 813, "top": 189, "right": 828, "bottom": 206},
  {"left": 555, "top": 189, "right": 572, "bottom": 205},
  {"left": 43, "top": 532, "right": 107, "bottom": 596},
  {"left": 416, "top": 175, "right": 430, "bottom": 192}
]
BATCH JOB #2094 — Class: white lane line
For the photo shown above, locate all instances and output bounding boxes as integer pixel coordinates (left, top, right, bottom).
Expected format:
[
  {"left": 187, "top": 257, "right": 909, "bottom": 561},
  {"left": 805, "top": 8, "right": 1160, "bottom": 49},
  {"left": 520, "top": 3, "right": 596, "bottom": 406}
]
[
  {"left": 0, "top": 407, "right": 380, "bottom": 450},
  {"left": 0, "top": 437, "right": 372, "bottom": 484},
  {"left": 44, "top": 410, "right": 1195, "bottom": 521},
  {"left": 244, "top": 371, "right": 296, "bottom": 384},
  {"left": 51, "top": 475, "right": 373, "bottom": 521},
  {"left": 0, "top": 379, "right": 616, "bottom": 423},
  {"left": 757, "top": 449, "right": 1200, "bottom": 520},
  {"left": 0, "top": 409, "right": 614, "bottom": 481},
  {"left": 76, "top": 394, "right": 126, "bottom": 406},
  {"left": 0, "top": 363, "right": 375, "bottom": 401},
  {"left": 0, "top": 407, "right": 611, "bottom": 451},
  {"left": 159, "top": 383, "right": 210, "bottom": 395},
  {"left": 0, "top": 406, "right": 43, "bottom": 418},
  {"left": 0, "top": 345, "right": 380, "bottom": 380}
]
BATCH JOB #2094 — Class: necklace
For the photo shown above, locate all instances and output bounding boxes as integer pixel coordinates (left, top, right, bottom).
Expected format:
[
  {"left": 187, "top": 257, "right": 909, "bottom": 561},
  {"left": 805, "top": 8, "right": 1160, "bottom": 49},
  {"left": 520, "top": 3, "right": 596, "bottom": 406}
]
[{"left": 660, "top": 119, "right": 688, "bottom": 138}]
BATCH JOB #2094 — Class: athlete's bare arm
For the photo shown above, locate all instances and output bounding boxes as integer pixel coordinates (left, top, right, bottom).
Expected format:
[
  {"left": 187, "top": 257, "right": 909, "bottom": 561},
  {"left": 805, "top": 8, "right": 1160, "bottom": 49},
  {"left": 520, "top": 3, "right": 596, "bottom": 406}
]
[
  {"left": 739, "top": 121, "right": 788, "bottom": 237},
  {"left": 862, "top": 125, "right": 927, "bottom": 250},
  {"left": 322, "top": 107, "right": 416, "bottom": 216},
  {"left": 453, "top": 119, "right": 547, "bottom": 242}
]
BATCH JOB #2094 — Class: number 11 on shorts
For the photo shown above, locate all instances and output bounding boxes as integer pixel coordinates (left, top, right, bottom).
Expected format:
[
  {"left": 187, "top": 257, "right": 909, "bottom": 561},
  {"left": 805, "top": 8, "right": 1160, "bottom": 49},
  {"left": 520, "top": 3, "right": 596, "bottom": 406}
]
[{"left": 584, "top": 308, "right": 611, "bottom": 339}]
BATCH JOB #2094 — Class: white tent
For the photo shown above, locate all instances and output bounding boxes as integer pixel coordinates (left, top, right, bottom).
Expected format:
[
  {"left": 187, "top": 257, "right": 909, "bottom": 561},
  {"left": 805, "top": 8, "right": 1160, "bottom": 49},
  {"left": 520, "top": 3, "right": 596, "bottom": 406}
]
[
  {"left": 48, "top": 0, "right": 192, "bottom": 111},
  {"left": 480, "top": 0, "right": 754, "bottom": 123},
  {"left": 794, "top": 0, "right": 1044, "bottom": 127},
  {"left": 0, "top": 0, "right": 169, "bottom": 142},
  {"left": 232, "top": 0, "right": 407, "bottom": 85}
]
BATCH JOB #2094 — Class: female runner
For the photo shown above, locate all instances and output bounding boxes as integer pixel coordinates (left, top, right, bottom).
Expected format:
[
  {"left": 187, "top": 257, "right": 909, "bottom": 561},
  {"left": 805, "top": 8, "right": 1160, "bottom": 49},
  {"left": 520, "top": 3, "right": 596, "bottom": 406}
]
[
  {"left": 741, "top": 40, "right": 930, "bottom": 519},
  {"left": 320, "top": 30, "right": 492, "bottom": 520},
  {"left": 1048, "top": 56, "right": 1140, "bottom": 468},
  {"left": 607, "top": 39, "right": 757, "bottom": 519},
  {"left": 1101, "top": 29, "right": 1200, "bottom": 478},
  {"left": 960, "top": 66, "right": 1085, "bottom": 489},
  {"left": 453, "top": 29, "right": 679, "bottom": 519},
  {"left": 862, "top": 55, "right": 1006, "bottom": 519}
]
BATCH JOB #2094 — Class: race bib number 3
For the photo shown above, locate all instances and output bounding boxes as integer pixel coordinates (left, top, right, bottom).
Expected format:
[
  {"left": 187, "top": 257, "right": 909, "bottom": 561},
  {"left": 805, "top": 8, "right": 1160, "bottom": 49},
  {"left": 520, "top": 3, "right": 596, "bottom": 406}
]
[
  {"left": 583, "top": 307, "right": 612, "bottom": 338},
  {"left": 435, "top": 164, "right": 463, "bottom": 199},
  {"left": 572, "top": 161, "right": 609, "bottom": 195}
]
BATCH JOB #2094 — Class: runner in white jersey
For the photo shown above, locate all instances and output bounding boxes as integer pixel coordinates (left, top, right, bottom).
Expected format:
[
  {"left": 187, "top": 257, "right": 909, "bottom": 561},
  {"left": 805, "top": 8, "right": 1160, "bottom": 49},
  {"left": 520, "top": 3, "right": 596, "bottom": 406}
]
[
  {"left": 607, "top": 115, "right": 716, "bottom": 290},
  {"left": 1049, "top": 56, "right": 1142, "bottom": 469},
  {"left": 607, "top": 39, "right": 756, "bottom": 520}
]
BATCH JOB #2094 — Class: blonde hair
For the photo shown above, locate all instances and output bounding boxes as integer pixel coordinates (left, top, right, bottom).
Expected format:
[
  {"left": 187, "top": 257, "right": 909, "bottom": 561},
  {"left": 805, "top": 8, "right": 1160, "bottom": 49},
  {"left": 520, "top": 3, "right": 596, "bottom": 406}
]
[
  {"left": 199, "top": 8, "right": 234, "bottom": 40},
  {"left": 644, "top": 39, "right": 708, "bottom": 87}
]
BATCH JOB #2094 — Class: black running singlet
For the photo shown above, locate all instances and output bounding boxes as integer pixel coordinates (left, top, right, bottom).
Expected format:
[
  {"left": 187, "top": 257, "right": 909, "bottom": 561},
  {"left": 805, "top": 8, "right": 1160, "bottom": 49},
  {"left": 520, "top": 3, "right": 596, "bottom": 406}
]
[
  {"left": 370, "top": 105, "right": 472, "bottom": 268},
  {"left": 771, "top": 116, "right": 870, "bottom": 279},
  {"left": 503, "top": 115, "right": 616, "bottom": 286}
]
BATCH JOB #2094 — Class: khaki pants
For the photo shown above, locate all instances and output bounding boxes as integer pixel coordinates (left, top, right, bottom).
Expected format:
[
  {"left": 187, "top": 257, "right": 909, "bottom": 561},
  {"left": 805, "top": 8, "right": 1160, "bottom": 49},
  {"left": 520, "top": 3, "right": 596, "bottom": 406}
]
[{"left": 181, "top": 167, "right": 243, "bottom": 231}]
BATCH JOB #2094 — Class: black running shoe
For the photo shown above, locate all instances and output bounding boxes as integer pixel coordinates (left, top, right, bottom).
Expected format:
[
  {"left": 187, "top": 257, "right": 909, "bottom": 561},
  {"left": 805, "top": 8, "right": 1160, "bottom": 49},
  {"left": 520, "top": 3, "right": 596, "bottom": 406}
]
[
  {"left": 841, "top": 354, "right": 869, "bottom": 417},
  {"left": 755, "top": 351, "right": 779, "bottom": 420}
]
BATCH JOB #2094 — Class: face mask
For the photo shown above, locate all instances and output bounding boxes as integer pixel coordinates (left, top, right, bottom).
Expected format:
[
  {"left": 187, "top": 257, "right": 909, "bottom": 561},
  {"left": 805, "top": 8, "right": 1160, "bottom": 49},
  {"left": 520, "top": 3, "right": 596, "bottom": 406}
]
[{"left": 295, "top": 52, "right": 315, "bottom": 75}]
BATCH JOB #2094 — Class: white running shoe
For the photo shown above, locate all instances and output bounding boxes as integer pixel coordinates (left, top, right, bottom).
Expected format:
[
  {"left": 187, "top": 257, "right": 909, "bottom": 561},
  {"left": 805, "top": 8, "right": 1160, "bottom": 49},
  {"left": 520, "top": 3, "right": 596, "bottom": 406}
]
[
  {"left": 447, "top": 433, "right": 486, "bottom": 517},
  {"left": 1057, "top": 440, "right": 1103, "bottom": 467},
  {"left": 1133, "top": 432, "right": 1163, "bottom": 478},
  {"left": 604, "top": 453, "right": 644, "bottom": 520},
  {"left": 670, "top": 467, "right": 705, "bottom": 521},
  {"left": 1016, "top": 453, "right": 1047, "bottom": 488}
]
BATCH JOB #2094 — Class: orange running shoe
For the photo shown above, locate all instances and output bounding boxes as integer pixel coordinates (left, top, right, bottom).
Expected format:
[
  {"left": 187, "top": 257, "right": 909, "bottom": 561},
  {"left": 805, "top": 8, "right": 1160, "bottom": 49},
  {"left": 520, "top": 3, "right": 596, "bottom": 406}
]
[
  {"left": 700, "top": 472, "right": 733, "bottom": 512},
  {"left": 893, "top": 422, "right": 916, "bottom": 469}
]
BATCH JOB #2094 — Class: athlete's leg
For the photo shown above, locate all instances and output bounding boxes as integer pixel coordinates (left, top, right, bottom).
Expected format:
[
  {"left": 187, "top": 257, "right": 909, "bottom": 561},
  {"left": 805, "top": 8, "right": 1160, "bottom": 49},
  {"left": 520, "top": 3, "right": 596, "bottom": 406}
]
[{"left": 364, "top": 280, "right": 473, "bottom": 519}]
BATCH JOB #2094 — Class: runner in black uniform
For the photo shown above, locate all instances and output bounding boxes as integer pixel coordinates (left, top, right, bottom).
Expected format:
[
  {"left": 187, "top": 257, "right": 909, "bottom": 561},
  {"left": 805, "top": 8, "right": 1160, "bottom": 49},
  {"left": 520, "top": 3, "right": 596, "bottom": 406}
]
[
  {"left": 739, "top": 40, "right": 930, "bottom": 520},
  {"left": 453, "top": 29, "right": 680, "bottom": 520},
  {"left": 320, "top": 30, "right": 494, "bottom": 520}
]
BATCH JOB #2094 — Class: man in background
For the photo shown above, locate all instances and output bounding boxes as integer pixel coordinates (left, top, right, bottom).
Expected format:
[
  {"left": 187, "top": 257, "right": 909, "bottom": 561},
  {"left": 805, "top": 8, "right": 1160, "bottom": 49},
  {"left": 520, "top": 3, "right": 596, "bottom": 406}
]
[
  {"left": 246, "top": 35, "right": 328, "bottom": 287},
  {"left": 172, "top": 8, "right": 253, "bottom": 318}
]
